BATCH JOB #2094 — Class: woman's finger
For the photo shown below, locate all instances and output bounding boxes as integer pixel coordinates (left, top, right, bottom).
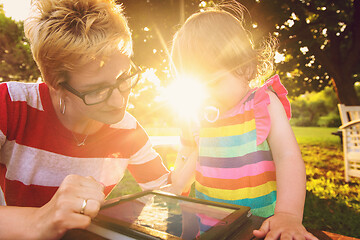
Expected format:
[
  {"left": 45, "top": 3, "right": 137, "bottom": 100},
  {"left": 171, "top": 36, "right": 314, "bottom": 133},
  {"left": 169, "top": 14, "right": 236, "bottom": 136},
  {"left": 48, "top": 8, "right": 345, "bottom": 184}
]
[
  {"left": 76, "top": 198, "right": 101, "bottom": 218},
  {"left": 81, "top": 176, "right": 105, "bottom": 191},
  {"left": 62, "top": 211, "right": 92, "bottom": 230},
  {"left": 75, "top": 187, "right": 105, "bottom": 203},
  {"left": 63, "top": 175, "right": 104, "bottom": 192}
]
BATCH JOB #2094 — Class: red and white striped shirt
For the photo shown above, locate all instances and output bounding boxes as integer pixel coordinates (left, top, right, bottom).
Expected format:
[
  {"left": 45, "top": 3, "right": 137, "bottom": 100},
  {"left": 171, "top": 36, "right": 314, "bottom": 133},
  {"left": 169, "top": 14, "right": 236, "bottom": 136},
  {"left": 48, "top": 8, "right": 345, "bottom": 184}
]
[{"left": 0, "top": 82, "right": 170, "bottom": 207}]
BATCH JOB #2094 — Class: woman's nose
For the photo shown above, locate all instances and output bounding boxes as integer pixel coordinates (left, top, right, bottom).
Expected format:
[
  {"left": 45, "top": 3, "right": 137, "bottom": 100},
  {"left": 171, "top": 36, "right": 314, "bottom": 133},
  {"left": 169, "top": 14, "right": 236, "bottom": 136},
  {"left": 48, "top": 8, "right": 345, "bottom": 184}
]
[{"left": 107, "top": 88, "right": 126, "bottom": 107}]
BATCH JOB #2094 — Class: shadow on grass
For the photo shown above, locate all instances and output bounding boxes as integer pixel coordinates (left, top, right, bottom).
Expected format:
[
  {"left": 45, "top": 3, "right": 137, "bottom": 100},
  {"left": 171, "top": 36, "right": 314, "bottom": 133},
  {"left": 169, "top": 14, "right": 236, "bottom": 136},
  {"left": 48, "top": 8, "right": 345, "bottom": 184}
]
[{"left": 304, "top": 191, "right": 360, "bottom": 238}]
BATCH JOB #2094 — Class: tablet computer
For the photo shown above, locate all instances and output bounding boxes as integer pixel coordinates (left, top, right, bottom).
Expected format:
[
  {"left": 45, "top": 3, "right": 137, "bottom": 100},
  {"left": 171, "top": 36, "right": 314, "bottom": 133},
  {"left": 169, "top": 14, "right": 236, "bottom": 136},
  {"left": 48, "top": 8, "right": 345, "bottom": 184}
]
[{"left": 88, "top": 190, "right": 251, "bottom": 240}]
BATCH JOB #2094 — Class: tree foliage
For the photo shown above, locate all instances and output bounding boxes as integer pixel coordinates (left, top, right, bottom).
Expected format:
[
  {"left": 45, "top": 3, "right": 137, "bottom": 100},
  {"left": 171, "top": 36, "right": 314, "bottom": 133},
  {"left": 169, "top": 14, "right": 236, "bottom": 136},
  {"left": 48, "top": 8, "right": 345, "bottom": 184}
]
[
  {"left": 245, "top": 0, "right": 360, "bottom": 105},
  {"left": 290, "top": 87, "right": 341, "bottom": 127},
  {"left": 0, "top": 5, "right": 40, "bottom": 83}
]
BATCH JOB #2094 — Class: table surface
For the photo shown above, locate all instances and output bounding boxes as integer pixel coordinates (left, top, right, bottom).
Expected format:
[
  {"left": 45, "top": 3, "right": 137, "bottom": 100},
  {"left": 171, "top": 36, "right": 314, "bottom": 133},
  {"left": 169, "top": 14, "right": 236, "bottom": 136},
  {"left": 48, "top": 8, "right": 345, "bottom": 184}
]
[{"left": 62, "top": 215, "right": 359, "bottom": 240}]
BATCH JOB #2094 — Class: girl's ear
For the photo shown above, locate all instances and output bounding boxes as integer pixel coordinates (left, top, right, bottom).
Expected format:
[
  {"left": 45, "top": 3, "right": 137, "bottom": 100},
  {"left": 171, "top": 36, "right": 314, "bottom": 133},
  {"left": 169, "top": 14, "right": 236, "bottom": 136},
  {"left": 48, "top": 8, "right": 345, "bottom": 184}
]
[
  {"left": 245, "top": 68, "right": 256, "bottom": 82},
  {"left": 234, "top": 67, "right": 254, "bottom": 82}
]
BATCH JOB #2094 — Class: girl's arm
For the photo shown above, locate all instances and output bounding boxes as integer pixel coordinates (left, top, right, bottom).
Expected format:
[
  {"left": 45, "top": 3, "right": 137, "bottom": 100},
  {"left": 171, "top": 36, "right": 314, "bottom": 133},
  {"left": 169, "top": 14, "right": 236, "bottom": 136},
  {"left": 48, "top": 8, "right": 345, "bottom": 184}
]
[
  {"left": 166, "top": 145, "right": 198, "bottom": 195},
  {"left": 253, "top": 91, "right": 317, "bottom": 240},
  {"left": 268, "top": 90, "right": 306, "bottom": 219}
]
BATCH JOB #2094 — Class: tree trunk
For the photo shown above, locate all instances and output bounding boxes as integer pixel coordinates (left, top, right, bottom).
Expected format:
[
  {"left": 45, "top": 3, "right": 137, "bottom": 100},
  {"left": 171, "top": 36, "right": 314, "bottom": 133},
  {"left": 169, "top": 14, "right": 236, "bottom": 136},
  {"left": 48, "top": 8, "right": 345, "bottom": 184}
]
[{"left": 332, "top": 76, "right": 360, "bottom": 106}]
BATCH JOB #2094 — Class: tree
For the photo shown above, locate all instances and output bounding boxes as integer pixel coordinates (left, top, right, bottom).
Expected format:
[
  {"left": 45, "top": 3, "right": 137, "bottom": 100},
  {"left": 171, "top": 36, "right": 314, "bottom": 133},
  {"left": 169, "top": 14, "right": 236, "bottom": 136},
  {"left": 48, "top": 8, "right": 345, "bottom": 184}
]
[
  {"left": 290, "top": 87, "right": 341, "bottom": 127},
  {"left": 239, "top": 0, "right": 360, "bottom": 105},
  {"left": 0, "top": 5, "right": 40, "bottom": 82}
]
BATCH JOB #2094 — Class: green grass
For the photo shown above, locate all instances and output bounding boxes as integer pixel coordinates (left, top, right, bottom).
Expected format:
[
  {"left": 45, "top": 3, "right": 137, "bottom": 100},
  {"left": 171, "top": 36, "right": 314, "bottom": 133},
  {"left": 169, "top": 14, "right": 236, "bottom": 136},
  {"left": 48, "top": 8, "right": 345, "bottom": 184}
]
[
  {"left": 293, "top": 126, "right": 340, "bottom": 145},
  {"left": 108, "top": 127, "right": 360, "bottom": 238},
  {"left": 301, "top": 143, "right": 360, "bottom": 237},
  {"left": 145, "top": 126, "right": 342, "bottom": 145}
]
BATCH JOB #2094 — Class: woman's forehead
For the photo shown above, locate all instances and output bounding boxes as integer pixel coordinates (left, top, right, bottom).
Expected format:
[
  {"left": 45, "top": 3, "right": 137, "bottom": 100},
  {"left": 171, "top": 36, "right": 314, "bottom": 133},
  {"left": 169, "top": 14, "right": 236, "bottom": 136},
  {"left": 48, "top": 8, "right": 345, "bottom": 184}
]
[
  {"left": 68, "top": 53, "right": 130, "bottom": 86},
  {"left": 86, "top": 53, "right": 129, "bottom": 70}
]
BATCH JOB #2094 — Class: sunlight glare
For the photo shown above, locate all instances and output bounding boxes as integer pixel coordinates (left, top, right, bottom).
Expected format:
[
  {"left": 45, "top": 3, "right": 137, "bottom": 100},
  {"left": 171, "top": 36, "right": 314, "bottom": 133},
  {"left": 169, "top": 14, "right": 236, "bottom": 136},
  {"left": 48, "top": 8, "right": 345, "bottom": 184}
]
[
  {"left": 199, "top": 1, "right": 207, "bottom": 7},
  {"left": 141, "top": 68, "right": 161, "bottom": 87},
  {"left": 300, "top": 46, "right": 309, "bottom": 55},
  {"left": 164, "top": 75, "right": 208, "bottom": 121},
  {"left": 285, "top": 19, "right": 295, "bottom": 27},
  {"left": 1, "top": 0, "right": 31, "bottom": 21},
  {"left": 274, "top": 51, "right": 285, "bottom": 63}
]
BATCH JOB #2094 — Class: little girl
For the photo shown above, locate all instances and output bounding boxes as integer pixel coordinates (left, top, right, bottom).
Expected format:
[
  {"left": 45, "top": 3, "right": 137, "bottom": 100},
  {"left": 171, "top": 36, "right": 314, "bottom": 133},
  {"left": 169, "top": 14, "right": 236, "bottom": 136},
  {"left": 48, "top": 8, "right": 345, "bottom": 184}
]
[{"left": 169, "top": 2, "right": 318, "bottom": 239}]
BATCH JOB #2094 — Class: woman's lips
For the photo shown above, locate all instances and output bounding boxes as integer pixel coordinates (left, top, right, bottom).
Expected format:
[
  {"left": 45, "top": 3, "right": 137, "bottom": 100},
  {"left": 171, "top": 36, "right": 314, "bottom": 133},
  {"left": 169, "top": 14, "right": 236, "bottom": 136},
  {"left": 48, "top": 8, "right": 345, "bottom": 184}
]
[{"left": 103, "top": 108, "right": 124, "bottom": 114}]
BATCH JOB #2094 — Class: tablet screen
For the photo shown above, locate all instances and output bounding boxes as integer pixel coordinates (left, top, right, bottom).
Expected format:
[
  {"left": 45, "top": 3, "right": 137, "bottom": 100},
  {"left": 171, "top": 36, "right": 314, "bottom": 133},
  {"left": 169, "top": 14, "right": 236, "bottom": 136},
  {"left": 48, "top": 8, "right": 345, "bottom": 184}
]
[{"left": 96, "top": 191, "right": 250, "bottom": 240}]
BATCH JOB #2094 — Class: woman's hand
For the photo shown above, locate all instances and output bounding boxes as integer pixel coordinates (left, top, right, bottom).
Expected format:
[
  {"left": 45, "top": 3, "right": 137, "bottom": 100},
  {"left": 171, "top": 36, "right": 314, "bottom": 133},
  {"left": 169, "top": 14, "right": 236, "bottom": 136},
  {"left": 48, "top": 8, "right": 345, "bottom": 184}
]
[
  {"left": 31, "top": 175, "right": 105, "bottom": 240},
  {"left": 253, "top": 212, "right": 318, "bottom": 240}
]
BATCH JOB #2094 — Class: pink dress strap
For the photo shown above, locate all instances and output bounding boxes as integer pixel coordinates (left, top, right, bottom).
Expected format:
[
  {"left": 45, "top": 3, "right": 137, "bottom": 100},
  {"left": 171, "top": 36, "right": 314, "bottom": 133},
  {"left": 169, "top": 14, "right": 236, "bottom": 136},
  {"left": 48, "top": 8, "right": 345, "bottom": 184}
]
[{"left": 254, "top": 74, "right": 291, "bottom": 145}]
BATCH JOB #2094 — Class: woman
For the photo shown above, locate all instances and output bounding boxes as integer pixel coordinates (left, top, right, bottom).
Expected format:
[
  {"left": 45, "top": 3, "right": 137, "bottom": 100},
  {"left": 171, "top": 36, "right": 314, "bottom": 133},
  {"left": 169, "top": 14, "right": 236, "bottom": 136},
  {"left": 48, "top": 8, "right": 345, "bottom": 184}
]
[{"left": 0, "top": 0, "right": 171, "bottom": 239}]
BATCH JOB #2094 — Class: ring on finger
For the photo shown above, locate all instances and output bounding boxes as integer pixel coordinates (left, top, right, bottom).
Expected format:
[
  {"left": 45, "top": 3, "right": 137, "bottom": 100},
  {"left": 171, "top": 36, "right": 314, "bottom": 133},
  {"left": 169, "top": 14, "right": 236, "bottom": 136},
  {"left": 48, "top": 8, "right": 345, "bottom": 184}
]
[{"left": 80, "top": 199, "right": 88, "bottom": 214}]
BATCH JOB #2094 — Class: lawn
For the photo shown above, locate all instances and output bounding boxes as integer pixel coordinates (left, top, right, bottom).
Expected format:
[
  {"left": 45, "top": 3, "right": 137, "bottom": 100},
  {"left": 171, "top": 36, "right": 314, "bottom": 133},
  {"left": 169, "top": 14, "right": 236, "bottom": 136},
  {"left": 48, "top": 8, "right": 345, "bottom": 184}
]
[{"left": 108, "top": 127, "right": 360, "bottom": 238}]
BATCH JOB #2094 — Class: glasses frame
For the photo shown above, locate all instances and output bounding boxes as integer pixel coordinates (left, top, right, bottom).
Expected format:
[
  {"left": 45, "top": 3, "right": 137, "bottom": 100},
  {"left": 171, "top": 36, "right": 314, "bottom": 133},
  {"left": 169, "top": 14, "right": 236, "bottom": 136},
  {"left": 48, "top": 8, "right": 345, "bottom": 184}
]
[{"left": 60, "top": 61, "right": 142, "bottom": 106}]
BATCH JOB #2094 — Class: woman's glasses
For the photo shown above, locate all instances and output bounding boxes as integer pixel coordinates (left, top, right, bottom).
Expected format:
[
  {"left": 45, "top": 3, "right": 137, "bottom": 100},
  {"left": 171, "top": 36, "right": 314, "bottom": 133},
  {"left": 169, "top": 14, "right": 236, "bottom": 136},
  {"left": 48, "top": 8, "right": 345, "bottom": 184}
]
[{"left": 60, "top": 61, "right": 141, "bottom": 105}]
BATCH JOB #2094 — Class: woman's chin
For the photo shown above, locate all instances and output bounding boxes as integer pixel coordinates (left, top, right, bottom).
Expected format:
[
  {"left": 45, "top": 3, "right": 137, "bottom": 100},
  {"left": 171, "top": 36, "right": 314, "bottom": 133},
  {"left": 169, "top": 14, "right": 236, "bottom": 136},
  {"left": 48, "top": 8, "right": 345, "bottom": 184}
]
[{"left": 96, "top": 109, "right": 126, "bottom": 125}]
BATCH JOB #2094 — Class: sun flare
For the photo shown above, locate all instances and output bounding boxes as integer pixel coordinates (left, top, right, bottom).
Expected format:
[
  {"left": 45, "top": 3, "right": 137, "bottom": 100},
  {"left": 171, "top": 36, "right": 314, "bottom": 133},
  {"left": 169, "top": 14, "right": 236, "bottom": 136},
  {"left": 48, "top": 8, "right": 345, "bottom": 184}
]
[
  {"left": 164, "top": 75, "right": 208, "bottom": 121},
  {"left": 1, "top": 0, "right": 31, "bottom": 21}
]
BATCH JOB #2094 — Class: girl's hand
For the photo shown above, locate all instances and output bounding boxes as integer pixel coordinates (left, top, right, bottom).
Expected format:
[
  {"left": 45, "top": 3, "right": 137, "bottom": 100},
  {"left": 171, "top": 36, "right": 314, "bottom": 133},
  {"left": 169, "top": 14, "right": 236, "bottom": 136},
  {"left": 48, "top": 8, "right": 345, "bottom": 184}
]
[
  {"left": 30, "top": 175, "right": 105, "bottom": 240},
  {"left": 253, "top": 212, "right": 318, "bottom": 240}
]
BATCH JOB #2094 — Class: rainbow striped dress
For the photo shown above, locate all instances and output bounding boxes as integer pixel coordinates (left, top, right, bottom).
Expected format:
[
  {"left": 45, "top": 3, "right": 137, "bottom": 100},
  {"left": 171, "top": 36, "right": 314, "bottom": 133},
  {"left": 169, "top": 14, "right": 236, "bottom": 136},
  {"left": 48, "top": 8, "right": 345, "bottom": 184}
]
[{"left": 182, "top": 75, "right": 291, "bottom": 218}]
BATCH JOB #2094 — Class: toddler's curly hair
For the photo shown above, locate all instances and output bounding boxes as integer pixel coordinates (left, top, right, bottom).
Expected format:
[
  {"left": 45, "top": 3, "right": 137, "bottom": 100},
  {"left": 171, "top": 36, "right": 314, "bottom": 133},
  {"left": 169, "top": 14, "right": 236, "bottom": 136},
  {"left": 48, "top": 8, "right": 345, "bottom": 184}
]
[{"left": 171, "top": 0, "right": 277, "bottom": 85}]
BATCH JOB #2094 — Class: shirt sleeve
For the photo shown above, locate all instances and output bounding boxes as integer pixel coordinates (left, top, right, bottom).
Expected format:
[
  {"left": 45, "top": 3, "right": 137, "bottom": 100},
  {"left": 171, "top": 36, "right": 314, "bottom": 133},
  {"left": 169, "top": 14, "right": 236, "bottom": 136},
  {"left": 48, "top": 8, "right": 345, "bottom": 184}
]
[
  {"left": 126, "top": 125, "right": 170, "bottom": 191},
  {"left": 0, "top": 84, "right": 8, "bottom": 205},
  {"left": 254, "top": 74, "right": 291, "bottom": 145},
  {"left": 0, "top": 83, "right": 9, "bottom": 160}
]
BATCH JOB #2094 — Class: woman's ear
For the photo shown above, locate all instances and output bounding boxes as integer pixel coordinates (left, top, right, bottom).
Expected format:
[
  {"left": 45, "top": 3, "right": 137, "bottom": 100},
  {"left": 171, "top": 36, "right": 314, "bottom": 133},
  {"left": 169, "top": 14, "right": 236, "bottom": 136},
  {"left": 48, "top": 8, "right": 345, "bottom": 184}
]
[
  {"left": 53, "top": 71, "right": 68, "bottom": 90},
  {"left": 48, "top": 82, "right": 63, "bottom": 98}
]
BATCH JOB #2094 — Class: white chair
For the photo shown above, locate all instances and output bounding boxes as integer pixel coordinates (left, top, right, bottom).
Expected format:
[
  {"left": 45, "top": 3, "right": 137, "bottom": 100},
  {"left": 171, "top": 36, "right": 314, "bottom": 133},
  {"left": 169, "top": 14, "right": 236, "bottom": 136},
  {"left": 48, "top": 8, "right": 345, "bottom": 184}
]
[{"left": 338, "top": 104, "right": 360, "bottom": 182}]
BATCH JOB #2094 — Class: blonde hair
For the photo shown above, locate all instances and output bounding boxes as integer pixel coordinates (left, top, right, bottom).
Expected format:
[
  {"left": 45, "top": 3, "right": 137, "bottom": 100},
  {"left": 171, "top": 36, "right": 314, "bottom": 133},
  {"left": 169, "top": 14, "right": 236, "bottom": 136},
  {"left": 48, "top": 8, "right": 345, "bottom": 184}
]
[
  {"left": 171, "top": 0, "right": 277, "bottom": 84},
  {"left": 24, "top": 0, "right": 132, "bottom": 87}
]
